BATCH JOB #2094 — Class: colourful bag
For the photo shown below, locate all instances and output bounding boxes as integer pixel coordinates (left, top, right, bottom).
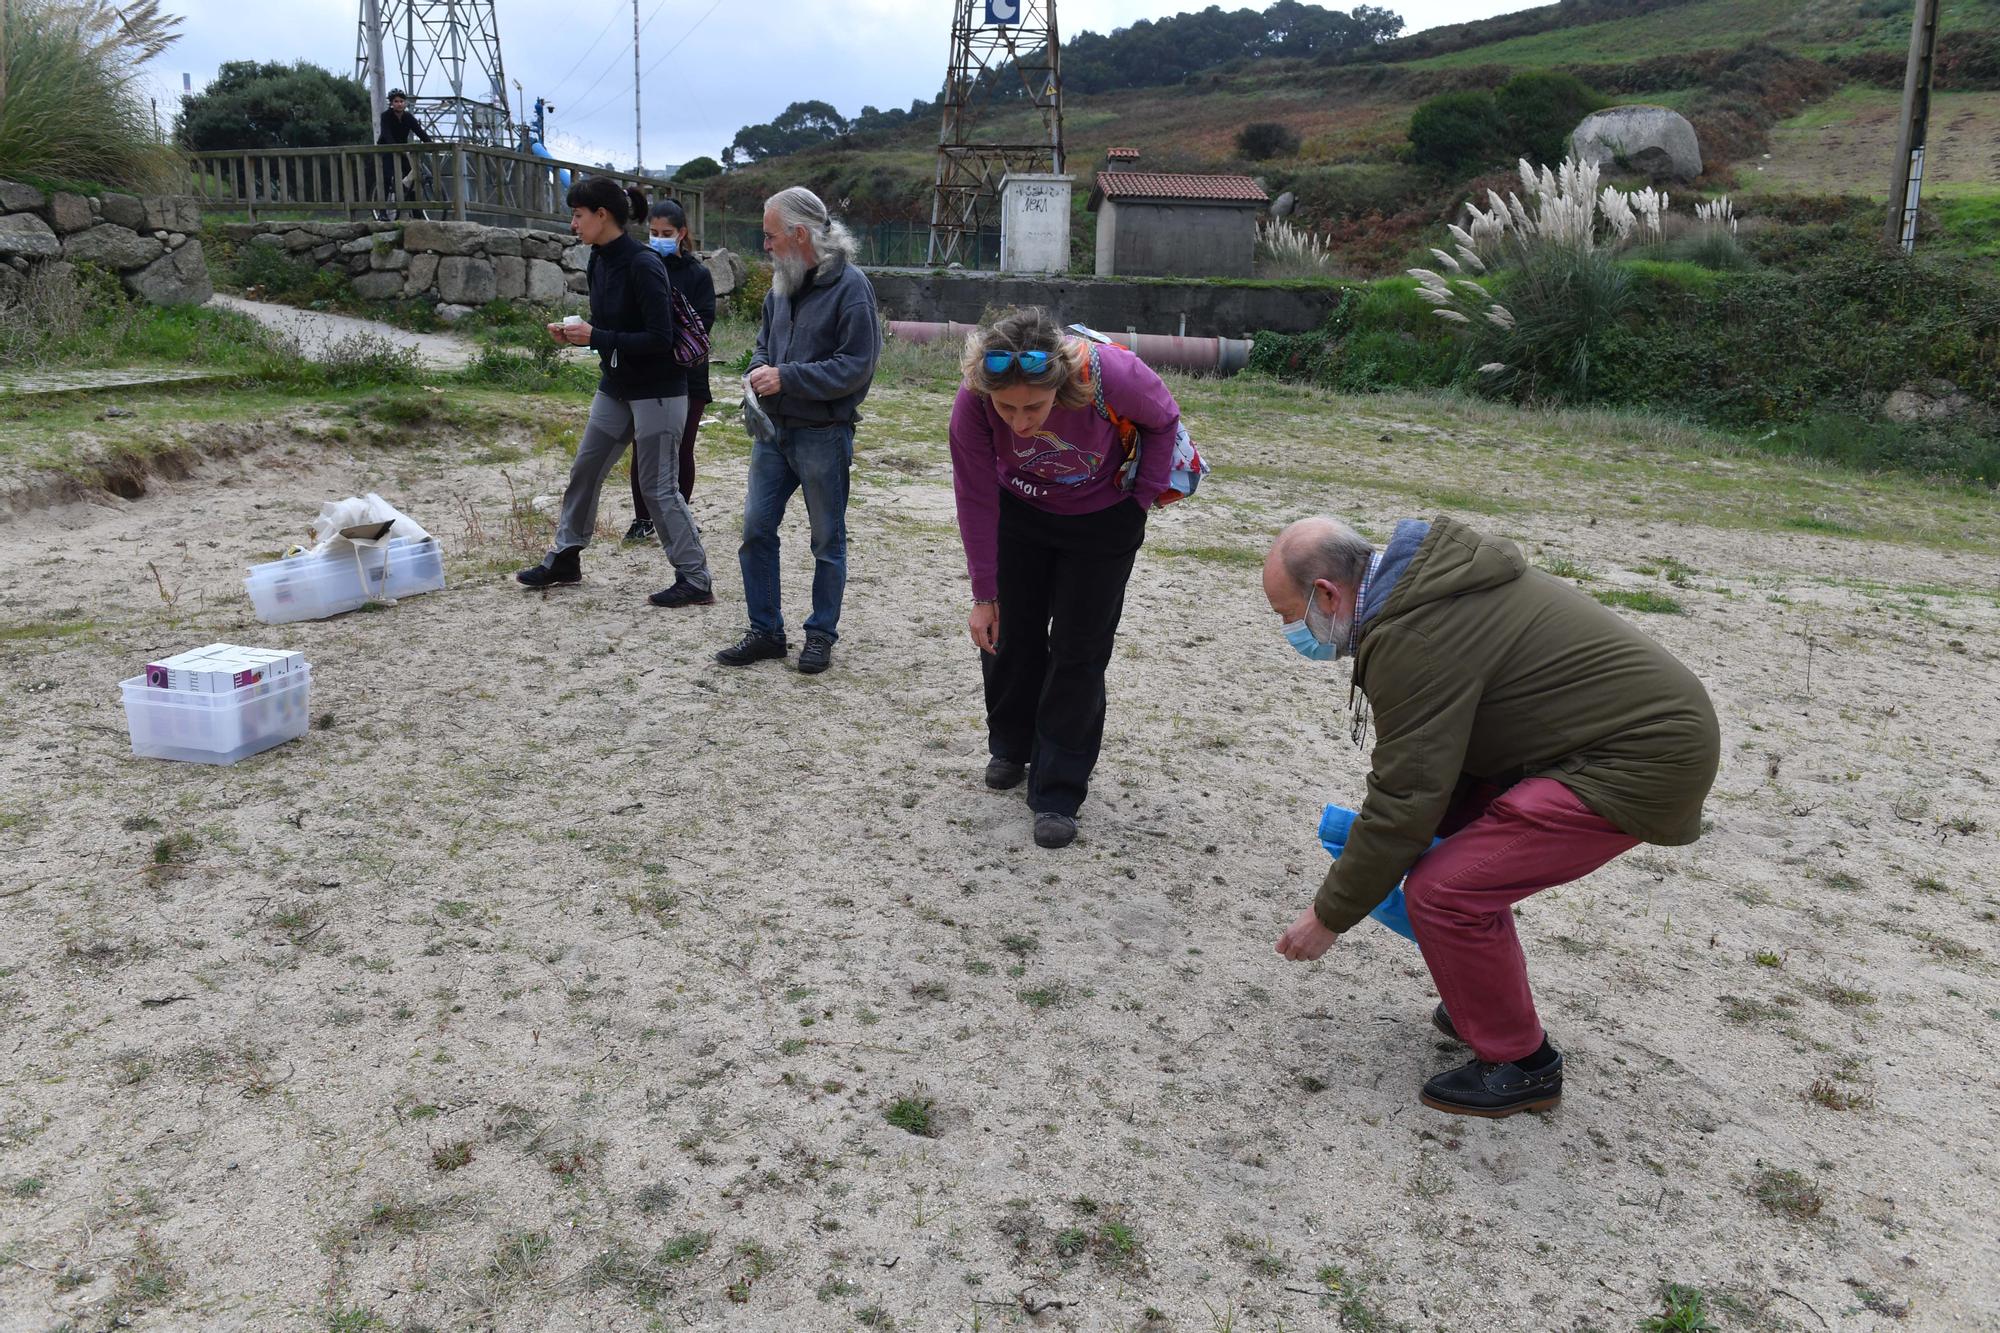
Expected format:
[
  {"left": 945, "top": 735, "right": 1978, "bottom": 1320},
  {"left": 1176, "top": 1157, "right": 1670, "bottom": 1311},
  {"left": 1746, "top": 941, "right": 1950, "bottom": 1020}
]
[
  {"left": 669, "top": 285, "right": 710, "bottom": 368},
  {"left": 1071, "top": 330, "right": 1209, "bottom": 506}
]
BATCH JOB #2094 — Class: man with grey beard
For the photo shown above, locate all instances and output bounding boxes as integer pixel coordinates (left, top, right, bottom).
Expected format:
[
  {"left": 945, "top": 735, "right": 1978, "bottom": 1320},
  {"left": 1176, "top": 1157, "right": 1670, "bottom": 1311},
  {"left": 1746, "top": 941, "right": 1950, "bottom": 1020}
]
[{"left": 716, "top": 186, "right": 881, "bottom": 676}]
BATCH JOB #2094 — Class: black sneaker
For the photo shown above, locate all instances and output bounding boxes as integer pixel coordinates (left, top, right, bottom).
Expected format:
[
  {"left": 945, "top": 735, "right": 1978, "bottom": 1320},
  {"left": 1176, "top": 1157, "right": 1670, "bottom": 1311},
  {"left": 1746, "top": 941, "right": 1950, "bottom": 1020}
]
[
  {"left": 1032, "top": 811, "right": 1077, "bottom": 849},
  {"left": 1433, "top": 1002, "right": 1462, "bottom": 1044},
  {"left": 1419, "top": 1050, "right": 1564, "bottom": 1118},
  {"left": 648, "top": 578, "right": 715, "bottom": 608},
  {"left": 797, "top": 631, "right": 834, "bottom": 675},
  {"left": 984, "top": 758, "right": 1027, "bottom": 791},
  {"left": 516, "top": 547, "right": 582, "bottom": 588},
  {"left": 623, "top": 519, "right": 656, "bottom": 544},
  {"left": 715, "top": 629, "right": 787, "bottom": 667}
]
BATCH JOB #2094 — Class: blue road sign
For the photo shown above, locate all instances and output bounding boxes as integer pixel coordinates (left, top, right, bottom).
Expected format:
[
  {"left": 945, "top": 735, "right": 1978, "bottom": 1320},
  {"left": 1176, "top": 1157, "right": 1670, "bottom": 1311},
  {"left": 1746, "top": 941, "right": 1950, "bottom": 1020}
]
[{"left": 985, "top": 0, "right": 1019, "bottom": 24}]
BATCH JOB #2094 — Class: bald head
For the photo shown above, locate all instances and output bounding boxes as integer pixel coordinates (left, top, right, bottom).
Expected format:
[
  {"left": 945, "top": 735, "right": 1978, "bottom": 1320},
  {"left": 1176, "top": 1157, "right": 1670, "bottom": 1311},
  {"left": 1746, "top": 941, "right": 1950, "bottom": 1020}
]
[{"left": 1263, "top": 516, "right": 1373, "bottom": 622}]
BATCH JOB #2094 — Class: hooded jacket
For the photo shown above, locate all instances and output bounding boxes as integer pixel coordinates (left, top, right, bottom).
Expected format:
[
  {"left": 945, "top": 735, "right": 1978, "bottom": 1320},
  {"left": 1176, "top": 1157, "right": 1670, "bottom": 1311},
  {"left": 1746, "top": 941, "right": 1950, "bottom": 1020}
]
[
  {"left": 1314, "top": 516, "right": 1721, "bottom": 933},
  {"left": 748, "top": 257, "right": 879, "bottom": 428}
]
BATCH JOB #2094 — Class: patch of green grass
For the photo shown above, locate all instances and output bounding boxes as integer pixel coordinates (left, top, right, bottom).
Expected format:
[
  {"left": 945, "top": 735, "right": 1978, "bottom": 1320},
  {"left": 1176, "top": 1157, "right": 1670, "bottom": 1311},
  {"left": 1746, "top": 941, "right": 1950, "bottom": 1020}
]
[
  {"left": 1813, "top": 980, "right": 1877, "bottom": 1009},
  {"left": 431, "top": 1140, "right": 474, "bottom": 1172},
  {"left": 884, "top": 1096, "right": 937, "bottom": 1138},
  {"left": 1749, "top": 1166, "right": 1825, "bottom": 1221},
  {"left": 658, "top": 1230, "right": 712, "bottom": 1264},
  {"left": 1640, "top": 1282, "right": 1720, "bottom": 1333},
  {"left": 0, "top": 618, "right": 96, "bottom": 643},
  {"left": 1150, "top": 543, "right": 1264, "bottom": 568},
  {"left": 1784, "top": 514, "right": 1863, "bottom": 536},
  {"left": 1593, "top": 588, "right": 1684, "bottom": 614},
  {"left": 1016, "top": 981, "right": 1075, "bottom": 1009}
]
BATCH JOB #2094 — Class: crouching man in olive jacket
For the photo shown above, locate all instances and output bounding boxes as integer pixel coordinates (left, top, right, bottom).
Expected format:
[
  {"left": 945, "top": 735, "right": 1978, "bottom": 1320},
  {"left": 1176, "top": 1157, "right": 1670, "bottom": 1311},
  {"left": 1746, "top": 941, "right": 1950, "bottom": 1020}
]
[{"left": 1265, "top": 515, "right": 1720, "bottom": 1118}]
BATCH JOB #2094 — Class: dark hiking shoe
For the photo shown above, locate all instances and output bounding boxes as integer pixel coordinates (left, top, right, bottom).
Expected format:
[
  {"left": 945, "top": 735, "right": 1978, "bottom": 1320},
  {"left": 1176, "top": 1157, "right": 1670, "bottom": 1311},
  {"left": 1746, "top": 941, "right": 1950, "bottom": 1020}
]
[
  {"left": 715, "top": 629, "right": 787, "bottom": 667},
  {"left": 1419, "top": 1051, "right": 1564, "bottom": 1118},
  {"left": 516, "top": 547, "right": 582, "bottom": 588},
  {"left": 1433, "top": 1003, "right": 1462, "bottom": 1044},
  {"left": 985, "top": 758, "right": 1027, "bottom": 791},
  {"left": 623, "top": 519, "right": 656, "bottom": 544},
  {"left": 649, "top": 578, "right": 715, "bottom": 608},
  {"left": 797, "top": 631, "right": 835, "bottom": 675},
  {"left": 1033, "top": 811, "right": 1078, "bottom": 849}
]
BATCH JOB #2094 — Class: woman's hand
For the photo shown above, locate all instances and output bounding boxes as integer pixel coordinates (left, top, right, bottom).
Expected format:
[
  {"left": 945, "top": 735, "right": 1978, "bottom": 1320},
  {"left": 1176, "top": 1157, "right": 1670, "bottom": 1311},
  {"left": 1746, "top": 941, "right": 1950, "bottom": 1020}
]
[
  {"left": 968, "top": 601, "right": 1000, "bottom": 654},
  {"left": 558, "top": 321, "right": 593, "bottom": 346}
]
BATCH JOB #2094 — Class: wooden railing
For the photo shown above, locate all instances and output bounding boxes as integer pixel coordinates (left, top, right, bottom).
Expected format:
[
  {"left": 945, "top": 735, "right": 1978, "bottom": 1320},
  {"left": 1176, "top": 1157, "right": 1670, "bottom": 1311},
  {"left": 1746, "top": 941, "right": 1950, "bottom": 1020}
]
[{"left": 184, "top": 143, "right": 704, "bottom": 242}]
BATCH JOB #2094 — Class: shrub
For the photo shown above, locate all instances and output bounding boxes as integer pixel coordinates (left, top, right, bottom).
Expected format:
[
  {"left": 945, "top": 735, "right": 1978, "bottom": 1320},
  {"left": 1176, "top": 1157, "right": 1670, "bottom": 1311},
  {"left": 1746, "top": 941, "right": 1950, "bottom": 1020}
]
[
  {"left": 675, "top": 155, "right": 723, "bottom": 182},
  {"left": 1494, "top": 72, "right": 1607, "bottom": 167},
  {"left": 1256, "top": 218, "right": 1333, "bottom": 278},
  {"left": 1236, "top": 121, "right": 1302, "bottom": 161},
  {"left": 230, "top": 243, "right": 352, "bottom": 306},
  {"left": 0, "top": 0, "right": 182, "bottom": 188},
  {"left": 1408, "top": 90, "right": 1511, "bottom": 174}
]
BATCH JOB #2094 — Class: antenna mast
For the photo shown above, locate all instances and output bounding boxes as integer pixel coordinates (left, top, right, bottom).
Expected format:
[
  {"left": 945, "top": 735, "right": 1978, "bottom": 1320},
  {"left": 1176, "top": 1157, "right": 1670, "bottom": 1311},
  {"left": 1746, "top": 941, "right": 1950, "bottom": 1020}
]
[{"left": 928, "top": 0, "right": 1065, "bottom": 266}]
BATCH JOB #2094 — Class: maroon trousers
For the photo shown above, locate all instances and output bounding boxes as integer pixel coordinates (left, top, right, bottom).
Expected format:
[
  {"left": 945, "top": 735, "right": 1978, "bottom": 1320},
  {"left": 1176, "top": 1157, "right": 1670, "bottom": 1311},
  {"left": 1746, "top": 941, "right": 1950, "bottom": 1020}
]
[
  {"left": 1404, "top": 777, "right": 1639, "bottom": 1064},
  {"left": 632, "top": 396, "right": 704, "bottom": 518}
]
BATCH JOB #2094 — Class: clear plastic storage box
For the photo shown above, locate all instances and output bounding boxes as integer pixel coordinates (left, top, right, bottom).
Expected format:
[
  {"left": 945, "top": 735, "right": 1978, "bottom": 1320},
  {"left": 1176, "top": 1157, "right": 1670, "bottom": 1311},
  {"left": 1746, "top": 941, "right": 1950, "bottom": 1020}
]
[
  {"left": 120, "top": 663, "right": 314, "bottom": 764},
  {"left": 244, "top": 537, "right": 446, "bottom": 624}
]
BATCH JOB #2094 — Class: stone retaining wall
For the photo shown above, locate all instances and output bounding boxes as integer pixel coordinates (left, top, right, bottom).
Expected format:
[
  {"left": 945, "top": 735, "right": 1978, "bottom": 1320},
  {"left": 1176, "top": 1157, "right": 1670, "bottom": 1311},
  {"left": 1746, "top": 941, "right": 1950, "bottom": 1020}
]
[
  {"left": 221, "top": 219, "right": 749, "bottom": 324},
  {"left": 0, "top": 179, "right": 212, "bottom": 306}
]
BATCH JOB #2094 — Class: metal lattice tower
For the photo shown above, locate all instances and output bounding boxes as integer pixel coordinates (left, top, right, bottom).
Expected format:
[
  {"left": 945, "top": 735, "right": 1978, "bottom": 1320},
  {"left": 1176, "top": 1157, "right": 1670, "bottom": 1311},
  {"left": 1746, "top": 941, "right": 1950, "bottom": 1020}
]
[
  {"left": 928, "top": 0, "right": 1065, "bottom": 266},
  {"left": 356, "top": 0, "right": 512, "bottom": 146}
]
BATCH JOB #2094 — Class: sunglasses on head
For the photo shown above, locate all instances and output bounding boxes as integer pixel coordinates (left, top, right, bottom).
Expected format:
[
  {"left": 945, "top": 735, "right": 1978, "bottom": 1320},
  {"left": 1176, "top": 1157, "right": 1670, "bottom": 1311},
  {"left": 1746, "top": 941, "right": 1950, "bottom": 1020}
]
[{"left": 982, "top": 349, "right": 1053, "bottom": 375}]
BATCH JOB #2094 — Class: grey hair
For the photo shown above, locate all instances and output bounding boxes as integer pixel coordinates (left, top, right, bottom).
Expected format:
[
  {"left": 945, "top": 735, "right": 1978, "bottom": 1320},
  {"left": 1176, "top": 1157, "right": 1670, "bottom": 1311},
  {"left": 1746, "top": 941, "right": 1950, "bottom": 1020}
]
[
  {"left": 766, "top": 186, "right": 860, "bottom": 273},
  {"left": 1279, "top": 517, "right": 1373, "bottom": 591}
]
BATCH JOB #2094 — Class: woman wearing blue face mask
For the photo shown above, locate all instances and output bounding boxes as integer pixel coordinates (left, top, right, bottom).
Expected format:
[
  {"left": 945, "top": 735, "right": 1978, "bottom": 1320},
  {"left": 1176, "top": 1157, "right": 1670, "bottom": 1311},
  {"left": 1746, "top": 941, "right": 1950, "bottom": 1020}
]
[{"left": 623, "top": 198, "right": 718, "bottom": 543}]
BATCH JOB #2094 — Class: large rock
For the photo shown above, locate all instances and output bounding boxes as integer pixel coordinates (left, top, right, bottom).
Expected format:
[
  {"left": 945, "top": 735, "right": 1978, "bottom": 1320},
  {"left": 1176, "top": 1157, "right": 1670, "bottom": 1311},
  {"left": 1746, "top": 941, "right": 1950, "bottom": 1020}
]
[
  {"left": 1884, "top": 379, "right": 1973, "bottom": 424},
  {"left": 525, "top": 258, "right": 566, "bottom": 304},
  {"left": 352, "top": 270, "right": 406, "bottom": 301},
  {"left": 434, "top": 302, "right": 475, "bottom": 324},
  {"left": 400, "top": 219, "right": 498, "bottom": 256},
  {"left": 100, "top": 192, "right": 146, "bottom": 230},
  {"left": 61, "top": 223, "right": 163, "bottom": 270},
  {"left": 0, "top": 212, "right": 60, "bottom": 260},
  {"left": 339, "top": 236, "right": 376, "bottom": 255},
  {"left": 493, "top": 254, "right": 526, "bottom": 300},
  {"left": 283, "top": 228, "right": 320, "bottom": 252},
  {"left": 562, "top": 242, "right": 590, "bottom": 271},
  {"left": 48, "top": 192, "right": 93, "bottom": 234},
  {"left": 371, "top": 248, "right": 409, "bottom": 272},
  {"left": 1571, "top": 105, "right": 1702, "bottom": 183},
  {"left": 223, "top": 222, "right": 268, "bottom": 243},
  {"left": 0, "top": 180, "right": 45, "bottom": 212},
  {"left": 141, "top": 195, "right": 201, "bottom": 234},
  {"left": 566, "top": 270, "right": 589, "bottom": 294},
  {"left": 123, "top": 240, "right": 213, "bottom": 305},
  {"left": 701, "top": 247, "right": 747, "bottom": 298},
  {"left": 483, "top": 229, "right": 522, "bottom": 257},
  {"left": 437, "top": 254, "right": 497, "bottom": 304},
  {"left": 406, "top": 251, "right": 440, "bottom": 294}
]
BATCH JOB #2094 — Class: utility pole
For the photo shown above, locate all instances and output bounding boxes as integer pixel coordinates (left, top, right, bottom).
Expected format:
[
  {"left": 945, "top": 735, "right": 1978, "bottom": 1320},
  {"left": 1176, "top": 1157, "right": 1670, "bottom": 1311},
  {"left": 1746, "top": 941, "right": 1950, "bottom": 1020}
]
[
  {"left": 359, "top": 0, "right": 387, "bottom": 128},
  {"left": 1885, "top": 0, "right": 1941, "bottom": 252},
  {"left": 2, "top": 0, "right": 12, "bottom": 111},
  {"left": 928, "top": 0, "right": 1065, "bottom": 266},
  {"left": 632, "top": 0, "right": 643, "bottom": 172}
]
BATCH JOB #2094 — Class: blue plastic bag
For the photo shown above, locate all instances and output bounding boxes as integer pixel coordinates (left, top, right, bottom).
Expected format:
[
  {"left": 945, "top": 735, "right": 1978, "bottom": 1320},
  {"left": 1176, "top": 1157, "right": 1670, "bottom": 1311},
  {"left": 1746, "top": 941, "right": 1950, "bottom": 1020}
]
[{"left": 1317, "top": 803, "right": 1436, "bottom": 944}]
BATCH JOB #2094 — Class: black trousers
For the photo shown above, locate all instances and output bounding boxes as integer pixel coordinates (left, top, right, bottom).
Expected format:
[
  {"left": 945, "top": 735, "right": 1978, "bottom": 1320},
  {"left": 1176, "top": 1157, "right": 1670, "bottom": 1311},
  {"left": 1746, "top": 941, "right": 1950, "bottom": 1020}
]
[{"left": 981, "top": 489, "right": 1146, "bottom": 818}]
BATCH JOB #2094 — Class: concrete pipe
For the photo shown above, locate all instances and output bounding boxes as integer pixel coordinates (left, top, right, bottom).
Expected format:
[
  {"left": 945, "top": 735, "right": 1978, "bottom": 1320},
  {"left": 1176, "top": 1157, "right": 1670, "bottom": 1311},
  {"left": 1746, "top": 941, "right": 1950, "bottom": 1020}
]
[{"left": 885, "top": 321, "right": 1253, "bottom": 377}]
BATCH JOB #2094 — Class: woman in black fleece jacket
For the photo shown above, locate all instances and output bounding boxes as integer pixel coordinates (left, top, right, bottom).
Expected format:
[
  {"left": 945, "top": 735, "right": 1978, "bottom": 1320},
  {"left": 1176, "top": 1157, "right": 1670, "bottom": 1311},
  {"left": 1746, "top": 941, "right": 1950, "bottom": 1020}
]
[
  {"left": 517, "top": 179, "right": 713, "bottom": 607},
  {"left": 625, "top": 196, "right": 718, "bottom": 541}
]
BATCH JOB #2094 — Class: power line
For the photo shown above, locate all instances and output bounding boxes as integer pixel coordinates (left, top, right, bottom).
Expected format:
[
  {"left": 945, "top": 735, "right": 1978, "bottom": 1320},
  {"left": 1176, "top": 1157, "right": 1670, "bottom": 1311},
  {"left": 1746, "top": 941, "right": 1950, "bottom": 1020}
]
[
  {"left": 545, "top": 0, "right": 629, "bottom": 107},
  {"left": 637, "top": 0, "right": 726, "bottom": 84},
  {"left": 559, "top": 0, "right": 729, "bottom": 158},
  {"left": 559, "top": 0, "right": 672, "bottom": 121}
]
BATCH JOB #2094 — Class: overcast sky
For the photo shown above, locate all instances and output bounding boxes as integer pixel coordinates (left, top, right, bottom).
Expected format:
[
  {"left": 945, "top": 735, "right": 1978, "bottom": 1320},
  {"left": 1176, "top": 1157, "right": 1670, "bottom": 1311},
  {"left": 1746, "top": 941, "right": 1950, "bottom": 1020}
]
[{"left": 143, "top": 1, "right": 1531, "bottom": 168}]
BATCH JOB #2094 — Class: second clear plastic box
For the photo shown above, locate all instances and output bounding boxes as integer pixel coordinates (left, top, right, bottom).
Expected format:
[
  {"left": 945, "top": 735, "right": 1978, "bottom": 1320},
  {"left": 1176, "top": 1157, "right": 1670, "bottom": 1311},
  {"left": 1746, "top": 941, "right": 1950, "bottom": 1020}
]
[{"left": 245, "top": 537, "right": 445, "bottom": 624}]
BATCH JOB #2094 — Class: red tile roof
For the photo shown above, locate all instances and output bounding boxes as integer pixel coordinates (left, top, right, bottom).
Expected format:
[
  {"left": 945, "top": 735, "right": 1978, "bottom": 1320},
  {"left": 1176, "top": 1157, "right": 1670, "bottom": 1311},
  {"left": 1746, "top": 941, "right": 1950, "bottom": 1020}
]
[
  {"left": 1106, "top": 147, "right": 1140, "bottom": 160},
  {"left": 1094, "top": 172, "right": 1268, "bottom": 204}
]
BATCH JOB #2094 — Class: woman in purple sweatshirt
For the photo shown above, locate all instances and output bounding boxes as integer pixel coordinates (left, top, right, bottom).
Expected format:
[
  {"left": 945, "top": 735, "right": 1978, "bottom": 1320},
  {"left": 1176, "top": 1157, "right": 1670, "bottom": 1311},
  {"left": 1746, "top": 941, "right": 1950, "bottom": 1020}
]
[{"left": 948, "top": 308, "right": 1180, "bottom": 849}]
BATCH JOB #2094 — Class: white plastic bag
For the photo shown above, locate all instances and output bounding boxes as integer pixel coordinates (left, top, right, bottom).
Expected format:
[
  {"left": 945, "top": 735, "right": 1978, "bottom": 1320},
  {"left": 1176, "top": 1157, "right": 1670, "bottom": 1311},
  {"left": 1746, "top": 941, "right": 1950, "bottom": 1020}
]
[{"left": 305, "top": 494, "right": 432, "bottom": 554}]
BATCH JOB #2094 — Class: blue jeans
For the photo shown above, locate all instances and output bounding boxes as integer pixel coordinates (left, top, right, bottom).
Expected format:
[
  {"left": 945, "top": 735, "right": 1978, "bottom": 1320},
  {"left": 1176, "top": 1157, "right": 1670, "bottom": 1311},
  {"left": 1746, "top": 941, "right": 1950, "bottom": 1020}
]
[{"left": 739, "top": 423, "right": 852, "bottom": 641}]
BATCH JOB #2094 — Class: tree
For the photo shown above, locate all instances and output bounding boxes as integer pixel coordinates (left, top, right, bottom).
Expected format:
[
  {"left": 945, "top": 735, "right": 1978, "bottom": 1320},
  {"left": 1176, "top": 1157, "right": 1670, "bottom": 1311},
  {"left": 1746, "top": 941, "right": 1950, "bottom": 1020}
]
[
  {"left": 675, "top": 155, "right": 722, "bottom": 182},
  {"left": 1237, "top": 121, "right": 1301, "bottom": 160},
  {"left": 175, "top": 60, "right": 370, "bottom": 151}
]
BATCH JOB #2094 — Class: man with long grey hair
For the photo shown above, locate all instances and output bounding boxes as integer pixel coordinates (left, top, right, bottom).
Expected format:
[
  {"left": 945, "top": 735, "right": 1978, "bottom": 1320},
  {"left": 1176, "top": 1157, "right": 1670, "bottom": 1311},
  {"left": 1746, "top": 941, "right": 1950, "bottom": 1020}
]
[
  {"left": 717, "top": 186, "right": 880, "bottom": 675},
  {"left": 1263, "top": 514, "right": 1719, "bottom": 1118}
]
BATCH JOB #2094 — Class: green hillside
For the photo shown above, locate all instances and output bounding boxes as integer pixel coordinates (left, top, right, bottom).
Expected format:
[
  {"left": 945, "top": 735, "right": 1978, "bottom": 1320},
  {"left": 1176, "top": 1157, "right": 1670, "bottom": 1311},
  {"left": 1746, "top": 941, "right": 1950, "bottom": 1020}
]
[{"left": 696, "top": 0, "right": 2000, "bottom": 273}]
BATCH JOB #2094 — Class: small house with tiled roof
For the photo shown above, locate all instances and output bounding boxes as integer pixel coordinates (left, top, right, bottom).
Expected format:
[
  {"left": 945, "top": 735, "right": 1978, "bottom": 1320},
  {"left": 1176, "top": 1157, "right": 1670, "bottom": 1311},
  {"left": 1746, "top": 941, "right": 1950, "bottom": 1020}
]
[{"left": 1087, "top": 169, "right": 1268, "bottom": 278}]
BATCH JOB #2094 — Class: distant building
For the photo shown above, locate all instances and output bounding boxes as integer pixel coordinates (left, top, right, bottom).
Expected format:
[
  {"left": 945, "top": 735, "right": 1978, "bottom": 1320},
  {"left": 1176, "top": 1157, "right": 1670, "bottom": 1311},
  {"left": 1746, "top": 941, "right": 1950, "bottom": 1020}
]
[{"left": 1088, "top": 171, "right": 1268, "bottom": 278}]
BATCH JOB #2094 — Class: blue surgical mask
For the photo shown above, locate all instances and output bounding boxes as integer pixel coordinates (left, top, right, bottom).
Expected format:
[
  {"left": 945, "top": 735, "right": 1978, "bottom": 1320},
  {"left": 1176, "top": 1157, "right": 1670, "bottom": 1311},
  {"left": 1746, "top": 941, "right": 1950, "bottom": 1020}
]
[
  {"left": 649, "top": 236, "right": 678, "bottom": 256},
  {"left": 1283, "top": 583, "right": 1345, "bottom": 661}
]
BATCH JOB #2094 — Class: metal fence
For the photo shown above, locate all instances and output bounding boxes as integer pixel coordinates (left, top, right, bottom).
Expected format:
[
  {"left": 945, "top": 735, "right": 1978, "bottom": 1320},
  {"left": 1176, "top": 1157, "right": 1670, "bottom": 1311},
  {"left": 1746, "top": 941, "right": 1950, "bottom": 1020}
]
[
  {"left": 703, "top": 208, "right": 1002, "bottom": 270},
  {"left": 184, "top": 143, "right": 702, "bottom": 239}
]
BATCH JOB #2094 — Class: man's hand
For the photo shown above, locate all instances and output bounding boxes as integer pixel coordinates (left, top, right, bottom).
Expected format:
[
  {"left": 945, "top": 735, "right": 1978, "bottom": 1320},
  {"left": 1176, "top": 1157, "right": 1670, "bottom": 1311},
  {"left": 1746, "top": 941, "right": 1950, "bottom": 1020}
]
[
  {"left": 968, "top": 601, "right": 999, "bottom": 653},
  {"left": 747, "top": 364, "right": 783, "bottom": 397},
  {"left": 1275, "top": 906, "right": 1338, "bottom": 962}
]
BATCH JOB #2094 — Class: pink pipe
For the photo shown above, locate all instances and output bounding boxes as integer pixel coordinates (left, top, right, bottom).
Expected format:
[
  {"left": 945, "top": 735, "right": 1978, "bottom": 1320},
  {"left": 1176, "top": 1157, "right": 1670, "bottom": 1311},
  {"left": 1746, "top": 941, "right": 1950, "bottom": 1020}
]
[{"left": 886, "top": 321, "right": 1252, "bottom": 375}]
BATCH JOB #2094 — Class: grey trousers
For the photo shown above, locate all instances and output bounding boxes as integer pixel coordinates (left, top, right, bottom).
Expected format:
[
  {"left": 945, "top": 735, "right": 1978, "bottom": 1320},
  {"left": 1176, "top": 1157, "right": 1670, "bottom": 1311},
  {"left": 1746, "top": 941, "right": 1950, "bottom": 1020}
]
[{"left": 555, "top": 391, "right": 710, "bottom": 591}]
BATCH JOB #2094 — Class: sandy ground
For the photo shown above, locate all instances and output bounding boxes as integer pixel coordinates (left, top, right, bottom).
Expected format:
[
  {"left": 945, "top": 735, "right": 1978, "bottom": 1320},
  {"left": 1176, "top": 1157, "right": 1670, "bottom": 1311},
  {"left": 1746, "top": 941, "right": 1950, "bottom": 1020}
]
[{"left": 1, "top": 375, "right": 1997, "bottom": 1333}]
